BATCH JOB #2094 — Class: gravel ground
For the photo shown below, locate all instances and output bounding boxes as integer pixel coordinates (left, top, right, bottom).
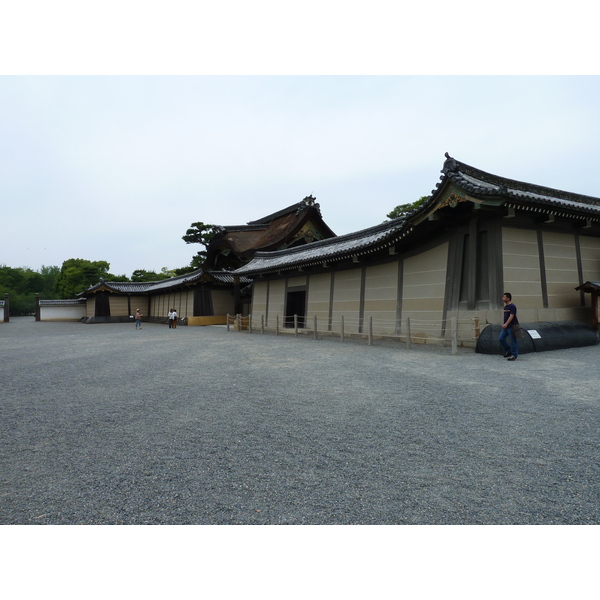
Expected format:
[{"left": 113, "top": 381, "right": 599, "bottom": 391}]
[{"left": 1, "top": 316, "right": 599, "bottom": 525}]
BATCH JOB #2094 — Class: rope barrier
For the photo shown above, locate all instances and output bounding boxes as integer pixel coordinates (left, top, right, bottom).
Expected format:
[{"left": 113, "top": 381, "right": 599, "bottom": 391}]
[{"left": 225, "top": 313, "right": 478, "bottom": 354}]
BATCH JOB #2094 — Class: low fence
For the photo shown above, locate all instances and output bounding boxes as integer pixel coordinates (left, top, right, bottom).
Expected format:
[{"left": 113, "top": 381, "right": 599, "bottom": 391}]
[{"left": 226, "top": 313, "right": 481, "bottom": 354}]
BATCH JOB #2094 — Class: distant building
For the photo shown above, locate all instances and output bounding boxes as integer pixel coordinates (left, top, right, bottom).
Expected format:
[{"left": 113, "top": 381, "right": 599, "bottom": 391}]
[
  {"left": 77, "top": 196, "right": 336, "bottom": 324},
  {"left": 204, "top": 195, "right": 336, "bottom": 271}
]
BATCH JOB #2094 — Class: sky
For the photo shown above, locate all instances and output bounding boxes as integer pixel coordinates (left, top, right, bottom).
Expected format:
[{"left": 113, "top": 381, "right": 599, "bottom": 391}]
[
  {"left": 3, "top": 75, "right": 600, "bottom": 278},
  {"left": 1, "top": 3, "right": 599, "bottom": 279}
]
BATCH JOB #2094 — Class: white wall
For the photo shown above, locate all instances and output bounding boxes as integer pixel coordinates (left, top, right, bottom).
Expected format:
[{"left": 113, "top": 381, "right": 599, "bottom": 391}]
[{"left": 40, "top": 303, "right": 87, "bottom": 321}]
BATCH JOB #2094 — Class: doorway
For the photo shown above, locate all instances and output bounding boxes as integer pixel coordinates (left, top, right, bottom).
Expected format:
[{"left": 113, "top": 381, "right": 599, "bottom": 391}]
[
  {"left": 95, "top": 292, "right": 111, "bottom": 317},
  {"left": 285, "top": 290, "right": 306, "bottom": 328}
]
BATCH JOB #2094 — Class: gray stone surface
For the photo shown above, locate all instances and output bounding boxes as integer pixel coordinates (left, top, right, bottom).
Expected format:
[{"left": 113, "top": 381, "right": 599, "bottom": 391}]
[{"left": 1, "top": 317, "right": 599, "bottom": 524}]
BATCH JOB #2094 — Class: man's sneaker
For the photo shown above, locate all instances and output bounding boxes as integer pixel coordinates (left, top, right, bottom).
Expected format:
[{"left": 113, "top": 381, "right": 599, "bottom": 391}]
[
  {"left": 507, "top": 355, "right": 517, "bottom": 361},
  {"left": 503, "top": 352, "right": 512, "bottom": 358}
]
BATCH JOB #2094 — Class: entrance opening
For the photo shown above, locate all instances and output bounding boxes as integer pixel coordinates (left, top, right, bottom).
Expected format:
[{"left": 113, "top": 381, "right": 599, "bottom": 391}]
[
  {"left": 194, "top": 286, "right": 213, "bottom": 316},
  {"left": 285, "top": 290, "right": 306, "bottom": 328},
  {"left": 95, "top": 292, "right": 111, "bottom": 317}
]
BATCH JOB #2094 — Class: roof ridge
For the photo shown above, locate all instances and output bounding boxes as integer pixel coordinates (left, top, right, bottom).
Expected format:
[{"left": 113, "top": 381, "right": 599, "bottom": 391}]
[
  {"left": 248, "top": 217, "right": 405, "bottom": 260},
  {"left": 443, "top": 153, "right": 600, "bottom": 206},
  {"left": 247, "top": 195, "right": 318, "bottom": 225}
]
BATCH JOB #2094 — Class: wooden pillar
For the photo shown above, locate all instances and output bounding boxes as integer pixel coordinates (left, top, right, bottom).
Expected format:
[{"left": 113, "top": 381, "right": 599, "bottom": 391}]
[
  {"left": 4, "top": 293, "right": 9, "bottom": 322},
  {"left": 451, "top": 317, "right": 457, "bottom": 355},
  {"left": 233, "top": 276, "right": 242, "bottom": 316},
  {"left": 35, "top": 293, "right": 41, "bottom": 321}
]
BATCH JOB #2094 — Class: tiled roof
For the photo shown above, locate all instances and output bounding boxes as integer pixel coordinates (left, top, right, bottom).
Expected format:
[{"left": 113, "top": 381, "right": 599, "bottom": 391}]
[
  {"left": 210, "top": 271, "right": 251, "bottom": 284},
  {"left": 40, "top": 299, "right": 86, "bottom": 305},
  {"left": 576, "top": 281, "right": 600, "bottom": 293},
  {"left": 235, "top": 153, "right": 600, "bottom": 276},
  {"left": 234, "top": 218, "right": 409, "bottom": 276},
  {"left": 206, "top": 195, "right": 337, "bottom": 269},
  {"left": 436, "top": 153, "right": 600, "bottom": 217},
  {"left": 246, "top": 196, "right": 323, "bottom": 225},
  {"left": 78, "top": 269, "right": 251, "bottom": 296}
]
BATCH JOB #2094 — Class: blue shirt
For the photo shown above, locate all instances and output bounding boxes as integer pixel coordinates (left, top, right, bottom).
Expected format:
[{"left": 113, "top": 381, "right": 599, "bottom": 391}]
[{"left": 503, "top": 303, "right": 518, "bottom": 326}]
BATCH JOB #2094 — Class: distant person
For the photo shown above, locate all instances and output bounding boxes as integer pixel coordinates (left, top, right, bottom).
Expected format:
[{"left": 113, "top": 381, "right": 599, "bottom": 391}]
[
  {"left": 134, "top": 309, "right": 143, "bottom": 330},
  {"left": 168, "top": 309, "right": 174, "bottom": 328},
  {"left": 171, "top": 308, "right": 178, "bottom": 329},
  {"left": 499, "top": 292, "right": 518, "bottom": 361}
]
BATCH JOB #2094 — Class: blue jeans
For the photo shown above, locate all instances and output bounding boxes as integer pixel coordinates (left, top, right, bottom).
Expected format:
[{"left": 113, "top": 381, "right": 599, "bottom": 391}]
[{"left": 498, "top": 327, "right": 518, "bottom": 357}]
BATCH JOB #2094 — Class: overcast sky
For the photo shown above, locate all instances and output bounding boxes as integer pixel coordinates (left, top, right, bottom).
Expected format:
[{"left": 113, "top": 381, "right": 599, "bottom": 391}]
[
  {"left": 2, "top": 4, "right": 599, "bottom": 279},
  {"left": 3, "top": 75, "right": 600, "bottom": 277}
]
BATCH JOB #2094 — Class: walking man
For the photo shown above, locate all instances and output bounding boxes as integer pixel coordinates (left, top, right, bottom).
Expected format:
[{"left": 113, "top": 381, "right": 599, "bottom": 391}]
[{"left": 499, "top": 292, "right": 518, "bottom": 361}]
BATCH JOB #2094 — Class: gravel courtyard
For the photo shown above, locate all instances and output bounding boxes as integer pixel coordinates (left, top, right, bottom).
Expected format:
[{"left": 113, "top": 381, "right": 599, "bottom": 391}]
[{"left": 1, "top": 317, "right": 598, "bottom": 525}]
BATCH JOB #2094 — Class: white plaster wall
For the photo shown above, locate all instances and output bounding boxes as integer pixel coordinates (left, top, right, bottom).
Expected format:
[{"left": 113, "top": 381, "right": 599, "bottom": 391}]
[{"left": 40, "top": 305, "right": 87, "bottom": 321}]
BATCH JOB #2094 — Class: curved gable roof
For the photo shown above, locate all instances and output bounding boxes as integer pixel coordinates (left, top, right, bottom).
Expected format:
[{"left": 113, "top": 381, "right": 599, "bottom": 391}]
[
  {"left": 205, "top": 195, "right": 337, "bottom": 269},
  {"left": 431, "top": 153, "right": 600, "bottom": 217},
  {"left": 234, "top": 153, "right": 600, "bottom": 277},
  {"left": 78, "top": 268, "right": 251, "bottom": 297},
  {"left": 234, "top": 218, "right": 409, "bottom": 276}
]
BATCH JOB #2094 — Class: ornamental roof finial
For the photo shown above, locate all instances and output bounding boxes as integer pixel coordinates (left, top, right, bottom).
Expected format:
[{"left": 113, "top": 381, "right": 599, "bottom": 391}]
[{"left": 443, "top": 152, "right": 458, "bottom": 173}]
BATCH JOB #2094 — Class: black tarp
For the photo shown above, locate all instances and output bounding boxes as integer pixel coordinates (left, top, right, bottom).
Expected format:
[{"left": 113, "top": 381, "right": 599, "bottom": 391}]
[{"left": 476, "top": 321, "right": 599, "bottom": 354}]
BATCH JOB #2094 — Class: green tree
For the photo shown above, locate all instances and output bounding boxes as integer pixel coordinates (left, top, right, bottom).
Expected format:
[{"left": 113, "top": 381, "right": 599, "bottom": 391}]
[
  {"left": 182, "top": 222, "right": 220, "bottom": 268},
  {"left": 54, "top": 258, "right": 112, "bottom": 298},
  {"left": 39, "top": 265, "right": 61, "bottom": 298},
  {"left": 131, "top": 269, "right": 165, "bottom": 282},
  {"left": 173, "top": 266, "right": 196, "bottom": 276},
  {"left": 387, "top": 196, "right": 429, "bottom": 220},
  {"left": 0, "top": 265, "right": 61, "bottom": 315}
]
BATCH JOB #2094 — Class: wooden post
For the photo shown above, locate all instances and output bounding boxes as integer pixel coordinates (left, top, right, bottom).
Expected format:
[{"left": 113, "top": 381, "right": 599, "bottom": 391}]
[
  {"left": 261, "top": 314, "right": 265, "bottom": 334},
  {"left": 226, "top": 314, "right": 230, "bottom": 332},
  {"left": 233, "top": 275, "right": 241, "bottom": 316},
  {"left": 406, "top": 317, "right": 411, "bottom": 350},
  {"left": 248, "top": 314, "right": 252, "bottom": 334},
  {"left": 591, "top": 292, "right": 598, "bottom": 331},
  {"left": 341, "top": 315, "right": 344, "bottom": 342},
  {"left": 314, "top": 315, "right": 317, "bottom": 340},
  {"left": 35, "top": 293, "right": 41, "bottom": 322},
  {"left": 473, "top": 316, "right": 480, "bottom": 341},
  {"left": 4, "top": 293, "right": 9, "bottom": 323},
  {"left": 294, "top": 314, "right": 298, "bottom": 337},
  {"left": 276, "top": 314, "right": 279, "bottom": 336},
  {"left": 451, "top": 317, "right": 457, "bottom": 355},
  {"left": 368, "top": 316, "right": 373, "bottom": 346}
]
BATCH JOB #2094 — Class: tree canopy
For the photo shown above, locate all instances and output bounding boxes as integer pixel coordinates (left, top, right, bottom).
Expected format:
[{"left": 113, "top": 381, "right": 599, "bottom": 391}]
[
  {"left": 182, "top": 222, "right": 220, "bottom": 269},
  {"left": 386, "top": 196, "right": 429, "bottom": 220},
  {"left": 0, "top": 264, "right": 60, "bottom": 315},
  {"left": 131, "top": 269, "right": 165, "bottom": 282},
  {"left": 54, "top": 258, "right": 114, "bottom": 298}
]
